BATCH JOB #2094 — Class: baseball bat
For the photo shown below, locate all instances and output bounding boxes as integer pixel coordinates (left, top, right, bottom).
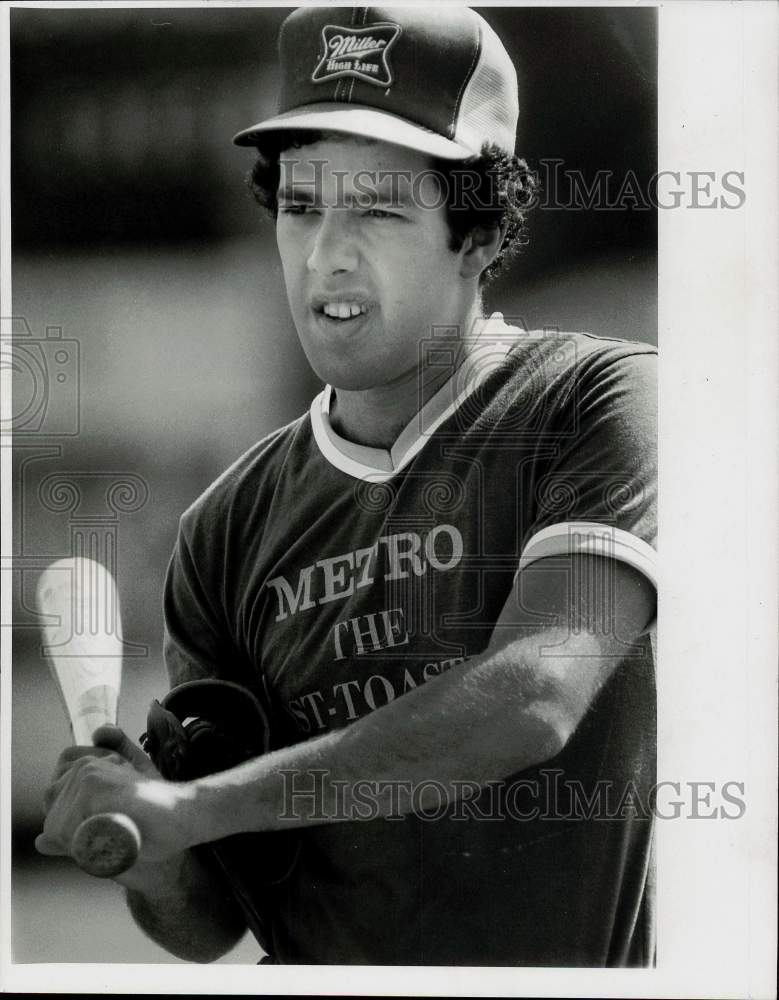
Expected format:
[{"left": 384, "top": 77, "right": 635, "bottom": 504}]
[{"left": 36, "top": 556, "right": 141, "bottom": 878}]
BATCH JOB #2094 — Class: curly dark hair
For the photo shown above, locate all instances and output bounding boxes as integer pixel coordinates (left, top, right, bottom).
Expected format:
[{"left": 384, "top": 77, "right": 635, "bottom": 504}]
[{"left": 247, "top": 130, "right": 538, "bottom": 284}]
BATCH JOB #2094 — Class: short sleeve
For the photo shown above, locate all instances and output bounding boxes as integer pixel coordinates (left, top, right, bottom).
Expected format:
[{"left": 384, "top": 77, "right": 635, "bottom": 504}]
[
  {"left": 519, "top": 350, "right": 657, "bottom": 598},
  {"left": 162, "top": 520, "right": 236, "bottom": 686}
]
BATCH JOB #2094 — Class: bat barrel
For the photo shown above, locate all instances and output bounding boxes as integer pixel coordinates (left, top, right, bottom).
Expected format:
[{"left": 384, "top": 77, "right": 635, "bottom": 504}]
[
  {"left": 36, "top": 558, "right": 138, "bottom": 878},
  {"left": 71, "top": 813, "right": 142, "bottom": 878}
]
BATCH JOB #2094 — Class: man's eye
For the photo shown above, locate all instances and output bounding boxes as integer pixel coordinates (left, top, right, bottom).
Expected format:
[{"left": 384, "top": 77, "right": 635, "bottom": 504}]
[
  {"left": 279, "top": 204, "right": 316, "bottom": 215},
  {"left": 366, "top": 208, "right": 397, "bottom": 219}
]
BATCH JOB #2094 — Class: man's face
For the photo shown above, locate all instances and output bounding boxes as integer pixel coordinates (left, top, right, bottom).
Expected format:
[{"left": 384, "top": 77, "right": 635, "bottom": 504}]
[{"left": 276, "top": 136, "right": 471, "bottom": 391}]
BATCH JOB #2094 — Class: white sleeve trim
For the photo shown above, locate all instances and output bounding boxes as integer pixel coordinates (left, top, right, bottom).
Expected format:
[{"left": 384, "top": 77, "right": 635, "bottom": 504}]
[{"left": 519, "top": 521, "right": 657, "bottom": 589}]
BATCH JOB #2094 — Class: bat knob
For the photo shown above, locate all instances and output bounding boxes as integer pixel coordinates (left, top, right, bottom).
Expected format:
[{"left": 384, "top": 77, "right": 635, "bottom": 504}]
[{"left": 71, "top": 813, "right": 141, "bottom": 878}]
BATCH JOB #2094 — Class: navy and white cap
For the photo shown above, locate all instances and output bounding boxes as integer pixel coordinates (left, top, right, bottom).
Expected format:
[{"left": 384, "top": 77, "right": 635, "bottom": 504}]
[{"left": 233, "top": 6, "right": 519, "bottom": 159}]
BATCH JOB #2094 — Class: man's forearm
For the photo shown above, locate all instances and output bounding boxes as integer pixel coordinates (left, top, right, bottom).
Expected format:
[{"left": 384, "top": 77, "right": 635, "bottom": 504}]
[
  {"left": 184, "top": 625, "right": 605, "bottom": 843},
  {"left": 121, "top": 848, "right": 247, "bottom": 962}
]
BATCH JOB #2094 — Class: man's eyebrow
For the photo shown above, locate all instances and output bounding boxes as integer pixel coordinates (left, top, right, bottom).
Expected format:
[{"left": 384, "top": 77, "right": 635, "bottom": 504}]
[{"left": 277, "top": 185, "right": 315, "bottom": 202}]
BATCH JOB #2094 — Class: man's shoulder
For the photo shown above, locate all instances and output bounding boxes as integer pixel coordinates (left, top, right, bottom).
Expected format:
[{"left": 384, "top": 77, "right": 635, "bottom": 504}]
[
  {"left": 180, "top": 411, "right": 311, "bottom": 532},
  {"left": 560, "top": 329, "right": 657, "bottom": 373},
  {"left": 499, "top": 326, "right": 656, "bottom": 402},
  {"left": 462, "top": 325, "right": 657, "bottom": 439},
  {"left": 505, "top": 326, "right": 656, "bottom": 369}
]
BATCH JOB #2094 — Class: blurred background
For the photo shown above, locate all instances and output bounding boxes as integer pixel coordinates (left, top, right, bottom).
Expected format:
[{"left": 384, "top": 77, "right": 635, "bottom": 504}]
[{"left": 8, "top": 5, "right": 656, "bottom": 965}]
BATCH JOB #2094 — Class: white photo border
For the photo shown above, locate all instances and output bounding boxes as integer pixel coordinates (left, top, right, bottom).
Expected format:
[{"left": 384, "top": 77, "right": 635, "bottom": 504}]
[{"left": 1, "top": 1, "right": 777, "bottom": 996}]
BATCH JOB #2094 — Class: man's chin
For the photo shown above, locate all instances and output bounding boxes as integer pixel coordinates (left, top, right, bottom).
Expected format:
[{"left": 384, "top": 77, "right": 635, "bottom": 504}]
[{"left": 299, "top": 344, "right": 382, "bottom": 392}]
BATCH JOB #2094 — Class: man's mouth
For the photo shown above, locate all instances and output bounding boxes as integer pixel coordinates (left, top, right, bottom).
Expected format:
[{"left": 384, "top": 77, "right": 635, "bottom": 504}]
[{"left": 318, "top": 301, "right": 370, "bottom": 321}]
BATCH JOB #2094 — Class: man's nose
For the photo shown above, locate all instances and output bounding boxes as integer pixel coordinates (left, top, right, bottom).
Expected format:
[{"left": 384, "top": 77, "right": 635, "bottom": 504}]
[{"left": 306, "top": 209, "right": 359, "bottom": 276}]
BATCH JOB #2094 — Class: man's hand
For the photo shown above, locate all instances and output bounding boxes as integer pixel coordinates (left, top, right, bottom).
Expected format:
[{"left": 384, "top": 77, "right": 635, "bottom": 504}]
[
  {"left": 36, "top": 725, "right": 198, "bottom": 881},
  {"left": 35, "top": 725, "right": 250, "bottom": 960}
]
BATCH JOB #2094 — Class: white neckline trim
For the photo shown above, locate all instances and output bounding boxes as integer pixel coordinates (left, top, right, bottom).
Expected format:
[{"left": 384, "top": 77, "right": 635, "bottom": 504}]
[{"left": 309, "top": 313, "right": 516, "bottom": 482}]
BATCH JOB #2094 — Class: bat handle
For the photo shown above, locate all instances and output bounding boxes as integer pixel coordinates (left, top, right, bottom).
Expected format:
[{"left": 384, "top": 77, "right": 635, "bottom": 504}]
[{"left": 71, "top": 813, "right": 142, "bottom": 878}]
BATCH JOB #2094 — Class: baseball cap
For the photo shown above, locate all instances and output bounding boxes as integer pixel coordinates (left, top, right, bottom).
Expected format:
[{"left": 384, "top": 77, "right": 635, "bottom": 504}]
[{"left": 233, "top": 6, "right": 519, "bottom": 160}]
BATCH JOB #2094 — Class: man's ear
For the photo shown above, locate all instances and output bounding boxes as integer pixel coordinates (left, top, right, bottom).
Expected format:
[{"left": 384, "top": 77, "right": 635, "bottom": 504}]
[{"left": 459, "top": 225, "right": 504, "bottom": 280}]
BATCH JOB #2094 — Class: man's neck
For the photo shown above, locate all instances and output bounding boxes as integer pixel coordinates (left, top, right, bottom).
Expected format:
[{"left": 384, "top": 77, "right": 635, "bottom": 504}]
[{"left": 329, "top": 306, "right": 486, "bottom": 451}]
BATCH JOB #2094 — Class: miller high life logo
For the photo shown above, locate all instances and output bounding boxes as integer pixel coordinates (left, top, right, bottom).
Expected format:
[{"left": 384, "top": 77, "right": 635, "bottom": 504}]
[{"left": 312, "top": 23, "right": 402, "bottom": 88}]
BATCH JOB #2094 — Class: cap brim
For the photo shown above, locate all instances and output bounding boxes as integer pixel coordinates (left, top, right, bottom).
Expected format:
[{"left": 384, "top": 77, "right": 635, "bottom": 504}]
[{"left": 232, "top": 103, "right": 478, "bottom": 160}]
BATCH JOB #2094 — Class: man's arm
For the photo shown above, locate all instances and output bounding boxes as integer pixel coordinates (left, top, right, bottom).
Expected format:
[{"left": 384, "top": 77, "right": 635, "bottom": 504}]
[
  {"left": 38, "top": 552, "right": 653, "bottom": 958},
  {"left": 105, "top": 725, "right": 248, "bottom": 962},
  {"left": 120, "top": 846, "right": 247, "bottom": 963},
  {"left": 187, "top": 553, "right": 655, "bottom": 836}
]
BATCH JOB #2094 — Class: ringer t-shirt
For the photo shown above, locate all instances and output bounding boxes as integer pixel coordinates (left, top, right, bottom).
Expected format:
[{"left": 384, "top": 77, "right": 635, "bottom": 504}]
[{"left": 163, "top": 317, "right": 658, "bottom": 966}]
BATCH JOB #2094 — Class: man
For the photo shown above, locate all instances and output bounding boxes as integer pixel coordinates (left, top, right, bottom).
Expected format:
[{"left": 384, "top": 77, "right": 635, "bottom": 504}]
[{"left": 37, "top": 6, "right": 657, "bottom": 966}]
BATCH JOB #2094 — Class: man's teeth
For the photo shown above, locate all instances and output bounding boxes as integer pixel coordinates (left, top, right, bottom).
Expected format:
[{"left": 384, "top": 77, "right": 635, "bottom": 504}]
[{"left": 322, "top": 302, "right": 367, "bottom": 319}]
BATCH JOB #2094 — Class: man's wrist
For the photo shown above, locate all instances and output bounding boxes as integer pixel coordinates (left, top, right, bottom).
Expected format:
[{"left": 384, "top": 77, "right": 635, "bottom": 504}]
[{"left": 185, "top": 754, "right": 283, "bottom": 840}]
